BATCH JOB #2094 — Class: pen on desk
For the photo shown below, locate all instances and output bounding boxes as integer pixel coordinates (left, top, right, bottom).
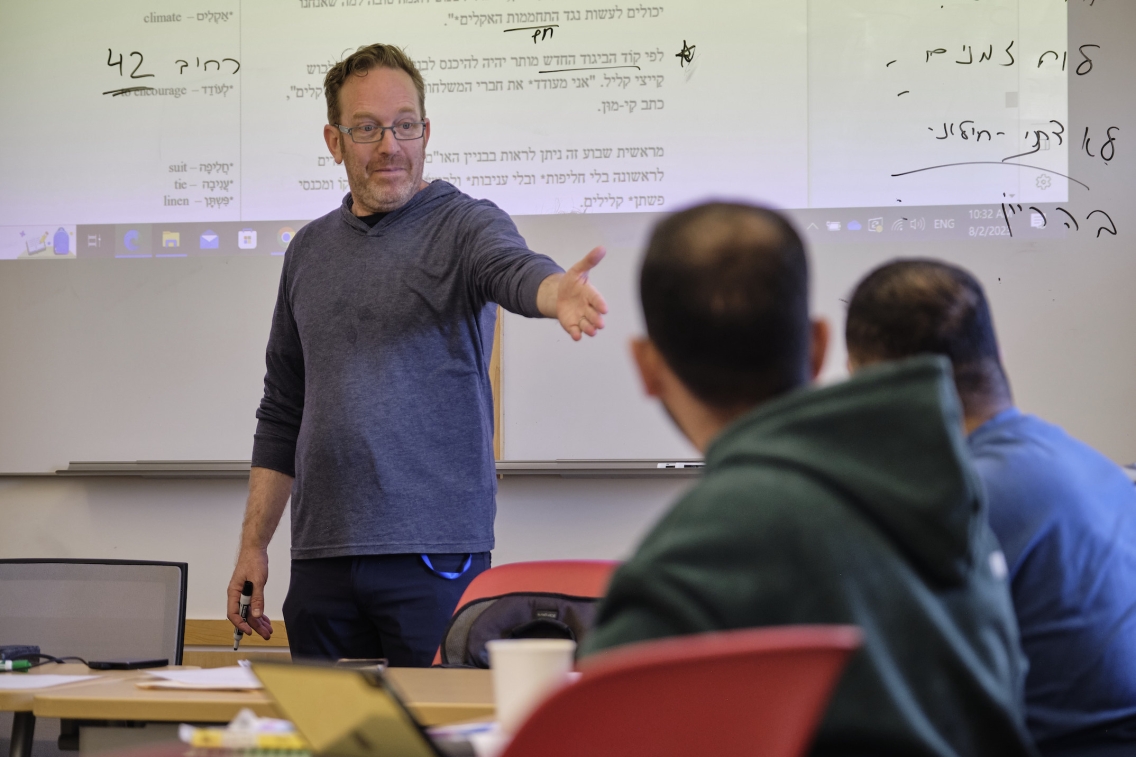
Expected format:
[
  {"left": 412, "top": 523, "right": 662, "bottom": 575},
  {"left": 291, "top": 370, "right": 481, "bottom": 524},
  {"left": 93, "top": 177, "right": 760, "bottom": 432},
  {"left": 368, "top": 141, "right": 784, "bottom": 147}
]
[
  {"left": 234, "top": 580, "right": 253, "bottom": 651},
  {"left": 0, "top": 660, "right": 31, "bottom": 672}
]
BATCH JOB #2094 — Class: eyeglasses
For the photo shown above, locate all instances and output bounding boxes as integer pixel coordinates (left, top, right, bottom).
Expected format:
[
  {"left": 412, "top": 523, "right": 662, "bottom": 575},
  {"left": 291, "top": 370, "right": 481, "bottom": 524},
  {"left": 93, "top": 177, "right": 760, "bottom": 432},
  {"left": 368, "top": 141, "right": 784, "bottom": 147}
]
[{"left": 336, "top": 120, "right": 426, "bottom": 144}]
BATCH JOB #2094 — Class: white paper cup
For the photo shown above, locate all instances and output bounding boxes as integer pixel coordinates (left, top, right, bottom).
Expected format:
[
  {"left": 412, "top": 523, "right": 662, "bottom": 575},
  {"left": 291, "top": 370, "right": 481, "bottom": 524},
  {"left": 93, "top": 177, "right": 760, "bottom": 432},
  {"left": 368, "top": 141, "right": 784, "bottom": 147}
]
[{"left": 486, "top": 638, "right": 576, "bottom": 735}]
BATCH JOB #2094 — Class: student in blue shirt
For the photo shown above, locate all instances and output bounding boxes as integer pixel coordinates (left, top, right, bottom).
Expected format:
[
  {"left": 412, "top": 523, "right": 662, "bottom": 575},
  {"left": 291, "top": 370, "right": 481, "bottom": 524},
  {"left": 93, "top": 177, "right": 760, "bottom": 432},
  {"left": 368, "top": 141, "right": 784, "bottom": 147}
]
[{"left": 845, "top": 258, "right": 1136, "bottom": 757}]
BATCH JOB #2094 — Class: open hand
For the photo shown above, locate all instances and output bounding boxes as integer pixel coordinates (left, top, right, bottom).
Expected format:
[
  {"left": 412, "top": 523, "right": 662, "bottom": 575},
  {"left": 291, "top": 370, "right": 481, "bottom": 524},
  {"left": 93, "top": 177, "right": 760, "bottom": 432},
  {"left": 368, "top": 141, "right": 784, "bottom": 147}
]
[{"left": 556, "top": 246, "right": 609, "bottom": 341}]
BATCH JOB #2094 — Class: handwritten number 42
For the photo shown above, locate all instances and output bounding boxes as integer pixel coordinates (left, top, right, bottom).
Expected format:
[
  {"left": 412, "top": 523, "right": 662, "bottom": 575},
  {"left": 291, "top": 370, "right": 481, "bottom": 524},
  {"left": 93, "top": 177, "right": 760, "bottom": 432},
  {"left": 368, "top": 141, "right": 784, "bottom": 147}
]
[{"left": 108, "top": 49, "right": 154, "bottom": 79}]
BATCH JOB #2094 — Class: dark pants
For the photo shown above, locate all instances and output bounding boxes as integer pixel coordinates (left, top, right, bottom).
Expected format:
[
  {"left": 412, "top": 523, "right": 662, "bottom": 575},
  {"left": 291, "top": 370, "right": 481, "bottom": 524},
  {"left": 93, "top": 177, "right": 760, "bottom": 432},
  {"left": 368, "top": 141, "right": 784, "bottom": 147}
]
[{"left": 283, "top": 552, "right": 490, "bottom": 666}]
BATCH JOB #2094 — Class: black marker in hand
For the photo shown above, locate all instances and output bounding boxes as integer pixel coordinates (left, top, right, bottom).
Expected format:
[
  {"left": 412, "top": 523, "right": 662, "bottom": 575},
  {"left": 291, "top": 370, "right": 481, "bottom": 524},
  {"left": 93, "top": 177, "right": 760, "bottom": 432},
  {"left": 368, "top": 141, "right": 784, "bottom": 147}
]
[{"left": 234, "top": 580, "right": 253, "bottom": 651}]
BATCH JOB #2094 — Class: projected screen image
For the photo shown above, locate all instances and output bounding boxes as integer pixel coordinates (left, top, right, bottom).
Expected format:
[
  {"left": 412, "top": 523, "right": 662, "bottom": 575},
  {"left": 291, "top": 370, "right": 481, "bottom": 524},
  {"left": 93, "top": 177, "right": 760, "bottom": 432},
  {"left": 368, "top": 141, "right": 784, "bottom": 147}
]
[{"left": 0, "top": 0, "right": 1070, "bottom": 259}]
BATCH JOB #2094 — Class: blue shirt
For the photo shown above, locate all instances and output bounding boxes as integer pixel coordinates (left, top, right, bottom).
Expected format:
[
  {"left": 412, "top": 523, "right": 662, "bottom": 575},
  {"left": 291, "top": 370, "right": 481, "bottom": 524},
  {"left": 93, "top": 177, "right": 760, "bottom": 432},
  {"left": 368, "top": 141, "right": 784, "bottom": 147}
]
[
  {"left": 970, "top": 408, "right": 1136, "bottom": 755},
  {"left": 252, "top": 183, "right": 562, "bottom": 559}
]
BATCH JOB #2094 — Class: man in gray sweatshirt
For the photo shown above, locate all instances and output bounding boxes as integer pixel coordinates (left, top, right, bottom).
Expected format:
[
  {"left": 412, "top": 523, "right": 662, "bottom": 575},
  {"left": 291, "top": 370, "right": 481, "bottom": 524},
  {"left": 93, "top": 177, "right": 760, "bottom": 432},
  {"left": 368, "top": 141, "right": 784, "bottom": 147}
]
[{"left": 225, "top": 44, "right": 609, "bottom": 664}]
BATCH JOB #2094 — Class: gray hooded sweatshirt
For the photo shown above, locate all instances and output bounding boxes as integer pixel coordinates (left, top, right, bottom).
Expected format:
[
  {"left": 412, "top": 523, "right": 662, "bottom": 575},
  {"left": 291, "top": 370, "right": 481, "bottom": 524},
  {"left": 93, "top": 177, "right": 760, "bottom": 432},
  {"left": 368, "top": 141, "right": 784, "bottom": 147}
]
[{"left": 252, "top": 182, "right": 562, "bottom": 559}]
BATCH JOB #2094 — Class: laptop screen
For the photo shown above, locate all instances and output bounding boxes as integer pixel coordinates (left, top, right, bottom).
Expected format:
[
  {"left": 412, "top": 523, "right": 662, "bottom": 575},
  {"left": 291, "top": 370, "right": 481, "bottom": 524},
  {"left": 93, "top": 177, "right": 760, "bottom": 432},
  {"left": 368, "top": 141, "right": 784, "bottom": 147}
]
[{"left": 253, "top": 662, "right": 440, "bottom": 757}]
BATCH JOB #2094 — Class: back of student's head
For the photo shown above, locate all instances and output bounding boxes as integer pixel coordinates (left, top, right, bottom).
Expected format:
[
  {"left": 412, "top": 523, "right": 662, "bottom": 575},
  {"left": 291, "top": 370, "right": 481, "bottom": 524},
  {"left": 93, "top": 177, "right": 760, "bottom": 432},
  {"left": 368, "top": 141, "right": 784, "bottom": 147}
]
[
  {"left": 640, "top": 202, "right": 811, "bottom": 409},
  {"left": 845, "top": 259, "right": 1010, "bottom": 410}
]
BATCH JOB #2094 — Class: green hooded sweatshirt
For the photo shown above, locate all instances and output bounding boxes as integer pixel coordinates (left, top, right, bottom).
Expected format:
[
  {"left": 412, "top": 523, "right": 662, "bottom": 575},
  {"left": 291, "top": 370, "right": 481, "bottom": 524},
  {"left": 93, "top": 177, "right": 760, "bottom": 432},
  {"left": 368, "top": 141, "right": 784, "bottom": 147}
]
[{"left": 581, "top": 356, "right": 1036, "bottom": 757}]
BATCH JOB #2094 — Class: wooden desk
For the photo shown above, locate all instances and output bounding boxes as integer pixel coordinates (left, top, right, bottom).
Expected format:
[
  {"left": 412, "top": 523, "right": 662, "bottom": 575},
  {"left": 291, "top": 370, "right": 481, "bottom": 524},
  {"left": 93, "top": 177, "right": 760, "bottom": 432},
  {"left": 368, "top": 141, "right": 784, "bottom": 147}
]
[
  {"left": 33, "top": 676, "right": 275, "bottom": 723},
  {"left": 1, "top": 664, "right": 145, "bottom": 757},
  {"left": 33, "top": 667, "right": 493, "bottom": 727},
  {"left": 385, "top": 668, "right": 495, "bottom": 726},
  {"left": 0, "top": 664, "right": 143, "bottom": 712}
]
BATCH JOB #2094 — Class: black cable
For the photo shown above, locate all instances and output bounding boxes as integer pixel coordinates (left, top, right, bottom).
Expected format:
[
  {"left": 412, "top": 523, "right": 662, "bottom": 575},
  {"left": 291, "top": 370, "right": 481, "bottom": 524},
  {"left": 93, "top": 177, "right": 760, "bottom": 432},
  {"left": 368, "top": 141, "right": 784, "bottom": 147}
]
[{"left": 13, "top": 653, "right": 88, "bottom": 668}]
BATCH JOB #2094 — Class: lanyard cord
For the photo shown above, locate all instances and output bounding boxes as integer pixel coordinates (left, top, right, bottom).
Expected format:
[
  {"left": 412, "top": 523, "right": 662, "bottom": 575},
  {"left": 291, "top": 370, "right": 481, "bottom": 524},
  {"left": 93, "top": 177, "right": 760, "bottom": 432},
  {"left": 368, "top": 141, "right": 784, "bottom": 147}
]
[{"left": 420, "top": 554, "right": 472, "bottom": 580}]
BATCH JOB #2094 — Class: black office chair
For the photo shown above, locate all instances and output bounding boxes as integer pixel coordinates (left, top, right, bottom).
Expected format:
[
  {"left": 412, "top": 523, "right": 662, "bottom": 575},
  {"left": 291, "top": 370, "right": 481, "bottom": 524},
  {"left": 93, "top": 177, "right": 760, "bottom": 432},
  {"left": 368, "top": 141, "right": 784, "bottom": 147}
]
[{"left": 0, "top": 559, "right": 187, "bottom": 757}]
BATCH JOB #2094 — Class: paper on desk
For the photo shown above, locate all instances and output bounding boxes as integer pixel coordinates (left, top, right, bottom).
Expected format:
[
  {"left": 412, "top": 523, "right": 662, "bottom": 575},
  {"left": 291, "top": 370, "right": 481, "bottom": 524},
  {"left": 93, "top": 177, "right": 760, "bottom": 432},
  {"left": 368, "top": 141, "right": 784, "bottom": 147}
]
[
  {"left": 0, "top": 675, "right": 98, "bottom": 690},
  {"left": 137, "top": 666, "right": 262, "bottom": 691}
]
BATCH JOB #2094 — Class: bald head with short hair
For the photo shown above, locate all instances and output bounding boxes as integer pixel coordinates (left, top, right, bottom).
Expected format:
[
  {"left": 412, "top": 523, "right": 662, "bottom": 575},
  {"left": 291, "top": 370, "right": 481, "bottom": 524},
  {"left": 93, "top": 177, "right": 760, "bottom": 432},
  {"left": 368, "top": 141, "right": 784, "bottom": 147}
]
[{"left": 640, "top": 202, "right": 811, "bottom": 409}]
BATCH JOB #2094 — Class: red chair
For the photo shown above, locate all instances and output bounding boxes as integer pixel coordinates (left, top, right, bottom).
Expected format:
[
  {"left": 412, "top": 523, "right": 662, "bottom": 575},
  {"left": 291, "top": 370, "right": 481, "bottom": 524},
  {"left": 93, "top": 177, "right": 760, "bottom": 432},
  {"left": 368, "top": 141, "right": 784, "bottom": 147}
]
[
  {"left": 499, "top": 625, "right": 863, "bottom": 757},
  {"left": 433, "top": 560, "right": 620, "bottom": 665}
]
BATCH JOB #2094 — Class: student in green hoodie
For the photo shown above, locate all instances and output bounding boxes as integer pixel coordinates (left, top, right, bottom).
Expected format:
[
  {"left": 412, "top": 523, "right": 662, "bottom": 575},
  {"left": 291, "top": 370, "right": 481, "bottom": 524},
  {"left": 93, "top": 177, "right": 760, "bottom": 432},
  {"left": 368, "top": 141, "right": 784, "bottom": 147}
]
[{"left": 580, "top": 202, "right": 1036, "bottom": 757}]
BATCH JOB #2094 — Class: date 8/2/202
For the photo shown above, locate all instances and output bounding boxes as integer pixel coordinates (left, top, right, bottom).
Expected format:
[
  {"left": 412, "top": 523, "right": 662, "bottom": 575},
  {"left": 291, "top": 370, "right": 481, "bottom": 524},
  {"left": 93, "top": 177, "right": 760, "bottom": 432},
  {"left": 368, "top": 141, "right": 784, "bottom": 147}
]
[{"left": 969, "top": 225, "right": 1011, "bottom": 237}]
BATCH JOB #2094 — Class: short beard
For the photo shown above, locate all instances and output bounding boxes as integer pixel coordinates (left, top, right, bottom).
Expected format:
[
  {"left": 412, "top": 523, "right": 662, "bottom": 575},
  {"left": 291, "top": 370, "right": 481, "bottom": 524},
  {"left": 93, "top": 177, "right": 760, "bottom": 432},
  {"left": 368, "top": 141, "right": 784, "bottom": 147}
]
[{"left": 344, "top": 152, "right": 422, "bottom": 214}]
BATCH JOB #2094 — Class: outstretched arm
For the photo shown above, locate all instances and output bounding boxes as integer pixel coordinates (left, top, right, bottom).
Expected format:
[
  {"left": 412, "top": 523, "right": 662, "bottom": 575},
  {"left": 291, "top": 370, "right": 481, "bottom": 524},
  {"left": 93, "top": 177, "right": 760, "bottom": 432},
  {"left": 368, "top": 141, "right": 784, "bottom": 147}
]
[{"left": 536, "top": 246, "right": 609, "bottom": 341}]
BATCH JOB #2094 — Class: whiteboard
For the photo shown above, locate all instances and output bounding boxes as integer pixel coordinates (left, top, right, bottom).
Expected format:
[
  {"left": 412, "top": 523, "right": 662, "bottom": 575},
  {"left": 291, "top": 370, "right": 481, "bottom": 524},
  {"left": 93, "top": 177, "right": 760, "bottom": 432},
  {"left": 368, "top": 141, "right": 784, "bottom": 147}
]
[
  {"left": 2, "top": 0, "right": 1135, "bottom": 472},
  {"left": 2, "top": 0, "right": 1071, "bottom": 233}
]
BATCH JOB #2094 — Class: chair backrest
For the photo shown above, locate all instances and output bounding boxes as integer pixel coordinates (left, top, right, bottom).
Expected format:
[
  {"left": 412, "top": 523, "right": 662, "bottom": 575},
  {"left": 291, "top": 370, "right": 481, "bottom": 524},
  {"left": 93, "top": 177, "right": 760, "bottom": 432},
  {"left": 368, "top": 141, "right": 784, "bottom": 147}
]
[
  {"left": 0, "top": 559, "right": 188, "bottom": 664},
  {"left": 500, "top": 625, "right": 863, "bottom": 757},
  {"left": 457, "top": 560, "right": 620, "bottom": 604},
  {"left": 435, "top": 560, "right": 620, "bottom": 666}
]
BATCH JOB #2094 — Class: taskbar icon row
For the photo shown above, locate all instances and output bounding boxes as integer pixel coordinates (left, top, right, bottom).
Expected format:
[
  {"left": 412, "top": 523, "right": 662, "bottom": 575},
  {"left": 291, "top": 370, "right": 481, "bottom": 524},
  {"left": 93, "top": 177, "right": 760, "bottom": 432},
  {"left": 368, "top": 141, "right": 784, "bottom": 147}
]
[
  {"left": 788, "top": 204, "right": 1067, "bottom": 241},
  {"left": 77, "top": 222, "right": 310, "bottom": 259}
]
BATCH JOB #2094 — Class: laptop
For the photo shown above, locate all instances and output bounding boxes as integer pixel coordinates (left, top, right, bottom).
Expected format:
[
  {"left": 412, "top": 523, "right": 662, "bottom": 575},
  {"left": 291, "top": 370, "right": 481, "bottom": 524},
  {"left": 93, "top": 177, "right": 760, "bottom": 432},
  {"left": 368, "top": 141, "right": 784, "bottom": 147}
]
[{"left": 252, "top": 661, "right": 478, "bottom": 757}]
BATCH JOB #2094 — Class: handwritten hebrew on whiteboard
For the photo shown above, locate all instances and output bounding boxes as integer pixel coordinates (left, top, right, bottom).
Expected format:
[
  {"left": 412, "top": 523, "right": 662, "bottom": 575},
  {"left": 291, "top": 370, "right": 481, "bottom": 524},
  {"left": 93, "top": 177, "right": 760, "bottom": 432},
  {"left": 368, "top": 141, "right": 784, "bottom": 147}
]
[
  {"left": 0, "top": 0, "right": 1068, "bottom": 227},
  {"left": 809, "top": 0, "right": 1068, "bottom": 207}
]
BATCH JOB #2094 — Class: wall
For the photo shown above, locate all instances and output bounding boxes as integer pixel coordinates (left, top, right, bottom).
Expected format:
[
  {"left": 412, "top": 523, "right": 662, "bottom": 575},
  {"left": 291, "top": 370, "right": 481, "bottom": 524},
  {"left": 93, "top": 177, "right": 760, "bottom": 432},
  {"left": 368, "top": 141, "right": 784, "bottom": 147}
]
[
  {"left": 0, "top": 475, "right": 685, "bottom": 619},
  {"left": 4, "top": 242, "right": 1136, "bottom": 619},
  {"left": 3, "top": 240, "right": 1136, "bottom": 619}
]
